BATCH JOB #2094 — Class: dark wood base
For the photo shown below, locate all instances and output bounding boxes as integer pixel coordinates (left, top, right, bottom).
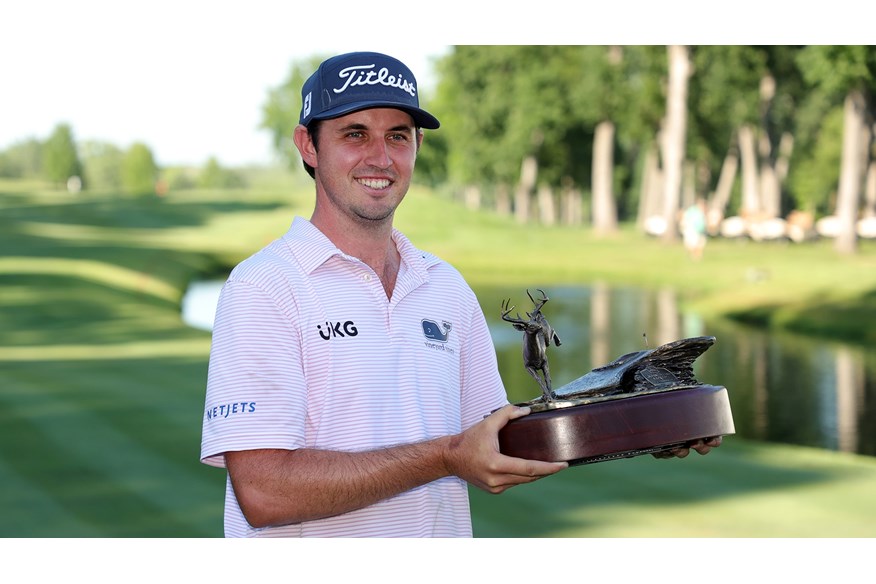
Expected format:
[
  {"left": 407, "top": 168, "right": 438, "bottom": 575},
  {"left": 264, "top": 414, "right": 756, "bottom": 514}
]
[{"left": 498, "top": 384, "right": 735, "bottom": 466}]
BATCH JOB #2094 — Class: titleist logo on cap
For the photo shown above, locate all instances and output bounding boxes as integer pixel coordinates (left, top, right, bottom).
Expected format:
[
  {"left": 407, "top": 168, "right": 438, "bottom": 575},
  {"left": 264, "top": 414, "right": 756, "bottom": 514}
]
[
  {"left": 333, "top": 64, "right": 417, "bottom": 97},
  {"left": 299, "top": 51, "right": 440, "bottom": 129}
]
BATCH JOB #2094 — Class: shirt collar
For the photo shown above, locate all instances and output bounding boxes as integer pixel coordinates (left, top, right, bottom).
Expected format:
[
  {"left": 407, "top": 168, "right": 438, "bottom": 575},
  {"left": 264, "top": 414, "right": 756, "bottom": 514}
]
[{"left": 282, "top": 216, "right": 441, "bottom": 279}]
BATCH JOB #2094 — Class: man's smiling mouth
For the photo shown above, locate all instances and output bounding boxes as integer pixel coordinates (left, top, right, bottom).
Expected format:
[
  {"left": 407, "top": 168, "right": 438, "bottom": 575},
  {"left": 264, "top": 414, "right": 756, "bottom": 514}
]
[{"left": 358, "top": 178, "right": 391, "bottom": 189}]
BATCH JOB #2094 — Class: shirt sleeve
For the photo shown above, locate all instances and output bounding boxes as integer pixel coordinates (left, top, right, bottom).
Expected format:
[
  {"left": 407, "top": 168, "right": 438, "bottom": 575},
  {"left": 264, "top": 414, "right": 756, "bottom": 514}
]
[{"left": 200, "top": 279, "right": 307, "bottom": 468}]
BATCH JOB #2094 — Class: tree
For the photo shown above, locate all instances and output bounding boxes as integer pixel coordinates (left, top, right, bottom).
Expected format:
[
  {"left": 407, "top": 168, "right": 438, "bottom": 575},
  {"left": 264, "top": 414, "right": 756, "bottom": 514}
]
[
  {"left": 260, "top": 55, "right": 327, "bottom": 171},
  {"left": 787, "top": 106, "right": 844, "bottom": 216},
  {"left": 80, "top": 141, "right": 124, "bottom": 192},
  {"left": 797, "top": 46, "right": 876, "bottom": 254},
  {"left": 42, "top": 123, "right": 82, "bottom": 186},
  {"left": 660, "top": 45, "right": 692, "bottom": 242},
  {"left": 0, "top": 138, "right": 43, "bottom": 178},
  {"left": 434, "top": 46, "right": 612, "bottom": 221},
  {"left": 583, "top": 46, "right": 623, "bottom": 234},
  {"left": 585, "top": 46, "right": 666, "bottom": 232},
  {"left": 651, "top": 46, "right": 807, "bottom": 239},
  {"left": 434, "top": 46, "right": 670, "bottom": 228},
  {"left": 121, "top": 142, "right": 158, "bottom": 195},
  {"left": 686, "top": 46, "right": 768, "bottom": 224},
  {"left": 591, "top": 119, "right": 617, "bottom": 232},
  {"left": 199, "top": 156, "right": 245, "bottom": 189}
]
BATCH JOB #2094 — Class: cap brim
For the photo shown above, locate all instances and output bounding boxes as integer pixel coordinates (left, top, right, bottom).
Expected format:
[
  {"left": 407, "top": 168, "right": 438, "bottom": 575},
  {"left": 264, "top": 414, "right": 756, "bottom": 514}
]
[{"left": 310, "top": 101, "right": 440, "bottom": 129}]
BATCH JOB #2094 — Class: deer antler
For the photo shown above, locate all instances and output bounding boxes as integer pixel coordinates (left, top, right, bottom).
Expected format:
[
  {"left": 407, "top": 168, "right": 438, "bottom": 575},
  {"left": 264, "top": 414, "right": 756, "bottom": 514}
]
[
  {"left": 526, "top": 288, "right": 549, "bottom": 315},
  {"left": 501, "top": 298, "right": 526, "bottom": 324}
]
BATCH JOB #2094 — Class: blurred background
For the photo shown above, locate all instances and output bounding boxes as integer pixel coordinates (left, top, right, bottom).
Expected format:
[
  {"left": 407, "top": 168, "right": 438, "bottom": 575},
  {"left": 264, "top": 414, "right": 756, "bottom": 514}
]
[{"left": 2, "top": 1, "right": 874, "bottom": 579}]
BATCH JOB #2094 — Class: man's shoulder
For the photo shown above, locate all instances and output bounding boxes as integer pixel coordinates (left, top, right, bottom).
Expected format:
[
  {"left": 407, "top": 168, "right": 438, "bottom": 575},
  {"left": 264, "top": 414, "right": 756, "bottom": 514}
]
[
  {"left": 229, "top": 218, "right": 323, "bottom": 276},
  {"left": 227, "top": 237, "right": 298, "bottom": 285}
]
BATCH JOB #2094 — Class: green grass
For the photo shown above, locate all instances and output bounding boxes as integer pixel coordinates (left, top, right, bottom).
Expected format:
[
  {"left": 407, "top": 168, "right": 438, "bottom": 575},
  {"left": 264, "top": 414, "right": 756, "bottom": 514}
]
[
  {"left": 393, "top": 190, "right": 876, "bottom": 345},
  {"left": 471, "top": 439, "right": 876, "bottom": 537},
  {"left": 2, "top": 178, "right": 875, "bottom": 537}
]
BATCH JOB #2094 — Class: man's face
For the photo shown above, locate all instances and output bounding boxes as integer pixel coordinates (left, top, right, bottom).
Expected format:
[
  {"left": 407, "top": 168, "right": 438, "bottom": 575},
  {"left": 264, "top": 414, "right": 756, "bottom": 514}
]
[{"left": 308, "top": 107, "right": 421, "bottom": 228}]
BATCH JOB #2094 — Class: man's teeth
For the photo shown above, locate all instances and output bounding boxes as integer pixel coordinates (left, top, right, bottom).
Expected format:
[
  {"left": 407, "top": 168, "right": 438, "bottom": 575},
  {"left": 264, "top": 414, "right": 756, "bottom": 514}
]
[{"left": 358, "top": 178, "right": 390, "bottom": 189}]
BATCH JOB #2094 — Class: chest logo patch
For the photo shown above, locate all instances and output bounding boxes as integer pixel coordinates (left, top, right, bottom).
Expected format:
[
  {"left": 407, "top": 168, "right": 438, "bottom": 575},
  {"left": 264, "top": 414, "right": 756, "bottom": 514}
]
[{"left": 421, "top": 319, "right": 452, "bottom": 342}]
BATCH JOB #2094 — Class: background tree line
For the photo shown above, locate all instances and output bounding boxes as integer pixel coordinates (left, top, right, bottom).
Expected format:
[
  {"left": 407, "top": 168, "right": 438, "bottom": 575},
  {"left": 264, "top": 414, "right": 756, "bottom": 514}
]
[
  {"left": 263, "top": 45, "right": 876, "bottom": 254},
  {"left": 0, "top": 123, "right": 246, "bottom": 194}
]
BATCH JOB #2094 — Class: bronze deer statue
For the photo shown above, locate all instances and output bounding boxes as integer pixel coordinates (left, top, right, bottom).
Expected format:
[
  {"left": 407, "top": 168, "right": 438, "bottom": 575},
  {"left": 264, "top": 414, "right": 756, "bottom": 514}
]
[{"left": 502, "top": 289, "right": 562, "bottom": 402}]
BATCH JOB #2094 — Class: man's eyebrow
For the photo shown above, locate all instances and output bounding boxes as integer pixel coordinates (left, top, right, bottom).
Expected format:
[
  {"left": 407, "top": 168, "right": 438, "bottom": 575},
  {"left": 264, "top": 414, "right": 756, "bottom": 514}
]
[
  {"left": 337, "top": 122, "right": 415, "bottom": 133},
  {"left": 338, "top": 123, "right": 367, "bottom": 132}
]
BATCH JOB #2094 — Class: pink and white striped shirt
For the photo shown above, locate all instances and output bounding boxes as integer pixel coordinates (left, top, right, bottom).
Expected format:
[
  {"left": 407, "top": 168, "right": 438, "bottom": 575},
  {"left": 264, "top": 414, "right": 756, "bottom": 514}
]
[{"left": 200, "top": 217, "right": 508, "bottom": 537}]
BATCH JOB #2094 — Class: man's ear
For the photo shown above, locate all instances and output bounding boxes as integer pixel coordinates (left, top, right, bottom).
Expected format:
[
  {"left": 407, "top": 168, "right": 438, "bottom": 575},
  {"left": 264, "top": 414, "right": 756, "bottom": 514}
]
[{"left": 293, "top": 125, "right": 317, "bottom": 168}]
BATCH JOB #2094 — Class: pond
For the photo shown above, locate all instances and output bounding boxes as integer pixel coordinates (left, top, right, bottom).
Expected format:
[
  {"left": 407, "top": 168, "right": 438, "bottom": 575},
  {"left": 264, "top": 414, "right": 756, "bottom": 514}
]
[{"left": 182, "top": 281, "right": 876, "bottom": 458}]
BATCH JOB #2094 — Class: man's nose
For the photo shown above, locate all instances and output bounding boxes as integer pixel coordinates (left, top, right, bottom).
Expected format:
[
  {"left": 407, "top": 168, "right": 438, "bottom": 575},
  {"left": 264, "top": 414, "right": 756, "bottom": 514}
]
[{"left": 363, "top": 139, "right": 392, "bottom": 168}]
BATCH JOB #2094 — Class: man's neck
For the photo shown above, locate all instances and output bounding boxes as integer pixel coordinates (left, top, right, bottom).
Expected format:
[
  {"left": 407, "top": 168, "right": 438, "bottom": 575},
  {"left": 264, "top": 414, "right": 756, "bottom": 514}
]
[{"left": 310, "top": 213, "right": 400, "bottom": 299}]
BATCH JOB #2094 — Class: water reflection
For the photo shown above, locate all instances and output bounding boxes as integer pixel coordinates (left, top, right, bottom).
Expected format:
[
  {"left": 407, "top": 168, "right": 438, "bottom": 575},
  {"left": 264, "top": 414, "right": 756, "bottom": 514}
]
[
  {"left": 700, "top": 318, "right": 874, "bottom": 456},
  {"left": 180, "top": 281, "right": 220, "bottom": 332},
  {"left": 481, "top": 284, "right": 875, "bottom": 459},
  {"left": 836, "top": 347, "right": 863, "bottom": 453},
  {"left": 182, "top": 281, "right": 875, "bottom": 458}
]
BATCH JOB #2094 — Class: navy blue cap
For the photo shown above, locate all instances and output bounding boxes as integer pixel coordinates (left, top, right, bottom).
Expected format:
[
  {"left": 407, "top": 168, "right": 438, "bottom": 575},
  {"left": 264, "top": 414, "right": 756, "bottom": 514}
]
[{"left": 299, "top": 51, "right": 440, "bottom": 129}]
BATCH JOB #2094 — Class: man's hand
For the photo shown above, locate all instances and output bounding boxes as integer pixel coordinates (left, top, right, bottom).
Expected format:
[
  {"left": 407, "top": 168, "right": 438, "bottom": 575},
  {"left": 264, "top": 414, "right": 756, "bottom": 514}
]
[
  {"left": 443, "top": 404, "right": 567, "bottom": 494},
  {"left": 653, "top": 436, "right": 723, "bottom": 459}
]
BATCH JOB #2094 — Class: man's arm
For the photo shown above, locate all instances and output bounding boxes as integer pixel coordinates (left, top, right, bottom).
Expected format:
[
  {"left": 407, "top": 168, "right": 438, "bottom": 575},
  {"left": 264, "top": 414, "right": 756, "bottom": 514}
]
[{"left": 225, "top": 404, "right": 567, "bottom": 528}]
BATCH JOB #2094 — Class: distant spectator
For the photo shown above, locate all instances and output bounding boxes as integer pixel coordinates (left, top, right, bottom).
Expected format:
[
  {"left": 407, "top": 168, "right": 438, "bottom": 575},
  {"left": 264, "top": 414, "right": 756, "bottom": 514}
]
[{"left": 681, "top": 198, "right": 707, "bottom": 260}]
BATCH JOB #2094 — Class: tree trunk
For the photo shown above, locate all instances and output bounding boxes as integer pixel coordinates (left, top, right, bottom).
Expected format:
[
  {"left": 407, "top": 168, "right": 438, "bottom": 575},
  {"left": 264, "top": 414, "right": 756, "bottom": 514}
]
[
  {"left": 855, "top": 119, "right": 874, "bottom": 224},
  {"left": 637, "top": 143, "right": 661, "bottom": 230},
  {"left": 495, "top": 183, "right": 511, "bottom": 217},
  {"left": 738, "top": 124, "right": 760, "bottom": 219},
  {"left": 760, "top": 165, "right": 780, "bottom": 218},
  {"left": 561, "top": 179, "right": 582, "bottom": 226},
  {"left": 463, "top": 185, "right": 481, "bottom": 211},
  {"left": 660, "top": 45, "right": 691, "bottom": 242},
  {"left": 758, "top": 128, "right": 778, "bottom": 218},
  {"left": 757, "top": 73, "right": 779, "bottom": 218},
  {"left": 537, "top": 184, "right": 556, "bottom": 225},
  {"left": 592, "top": 120, "right": 618, "bottom": 234},
  {"left": 835, "top": 89, "right": 867, "bottom": 254},
  {"left": 864, "top": 160, "right": 876, "bottom": 217},
  {"left": 515, "top": 155, "right": 538, "bottom": 224},
  {"left": 709, "top": 146, "right": 739, "bottom": 231},
  {"left": 758, "top": 131, "right": 794, "bottom": 220},
  {"left": 775, "top": 132, "right": 794, "bottom": 183}
]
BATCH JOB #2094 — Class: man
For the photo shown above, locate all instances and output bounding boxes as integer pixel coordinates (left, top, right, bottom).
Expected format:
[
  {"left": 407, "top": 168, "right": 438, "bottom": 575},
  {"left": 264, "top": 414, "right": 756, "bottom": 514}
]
[
  {"left": 200, "top": 51, "right": 718, "bottom": 538},
  {"left": 681, "top": 198, "right": 708, "bottom": 260}
]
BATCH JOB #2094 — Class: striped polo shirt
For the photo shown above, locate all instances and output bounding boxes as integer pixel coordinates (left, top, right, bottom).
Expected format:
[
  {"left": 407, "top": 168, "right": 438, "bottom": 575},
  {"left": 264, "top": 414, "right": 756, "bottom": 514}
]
[{"left": 200, "top": 217, "right": 508, "bottom": 537}]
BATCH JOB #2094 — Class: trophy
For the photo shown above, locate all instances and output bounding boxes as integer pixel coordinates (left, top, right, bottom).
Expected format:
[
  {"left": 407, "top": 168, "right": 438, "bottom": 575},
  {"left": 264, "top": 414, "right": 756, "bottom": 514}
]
[{"left": 498, "top": 289, "right": 735, "bottom": 465}]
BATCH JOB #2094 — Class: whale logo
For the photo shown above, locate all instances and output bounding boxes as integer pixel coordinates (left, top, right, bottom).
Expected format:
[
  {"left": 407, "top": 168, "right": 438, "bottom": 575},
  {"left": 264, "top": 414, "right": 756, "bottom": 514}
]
[{"left": 421, "top": 319, "right": 452, "bottom": 342}]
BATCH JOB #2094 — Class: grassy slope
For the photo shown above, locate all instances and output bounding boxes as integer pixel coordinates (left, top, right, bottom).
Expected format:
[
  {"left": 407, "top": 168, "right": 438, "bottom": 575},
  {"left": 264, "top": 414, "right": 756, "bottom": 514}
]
[
  {"left": 395, "top": 187, "right": 876, "bottom": 345},
  {"left": 1, "top": 180, "right": 875, "bottom": 537}
]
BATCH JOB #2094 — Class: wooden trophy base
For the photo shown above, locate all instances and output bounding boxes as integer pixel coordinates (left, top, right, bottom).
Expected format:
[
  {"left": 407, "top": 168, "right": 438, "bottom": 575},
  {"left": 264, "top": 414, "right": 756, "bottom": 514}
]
[{"left": 498, "top": 384, "right": 735, "bottom": 465}]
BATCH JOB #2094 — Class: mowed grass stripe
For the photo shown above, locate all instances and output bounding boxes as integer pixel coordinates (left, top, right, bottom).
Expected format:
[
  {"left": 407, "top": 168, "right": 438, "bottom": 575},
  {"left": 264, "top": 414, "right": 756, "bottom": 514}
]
[
  {"left": 0, "top": 454, "right": 105, "bottom": 537},
  {"left": 1, "top": 358, "right": 223, "bottom": 536},
  {"left": 0, "top": 398, "right": 215, "bottom": 537},
  {"left": 0, "top": 339, "right": 212, "bottom": 361},
  {"left": 0, "top": 256, "right": 180, "bottom": 304}
]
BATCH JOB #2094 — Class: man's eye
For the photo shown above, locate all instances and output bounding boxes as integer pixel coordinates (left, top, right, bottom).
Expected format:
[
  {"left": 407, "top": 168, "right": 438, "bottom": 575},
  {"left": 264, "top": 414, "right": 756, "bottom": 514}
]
[{"left": 389, "top": 133, "right": 410, "bottom": 142}]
